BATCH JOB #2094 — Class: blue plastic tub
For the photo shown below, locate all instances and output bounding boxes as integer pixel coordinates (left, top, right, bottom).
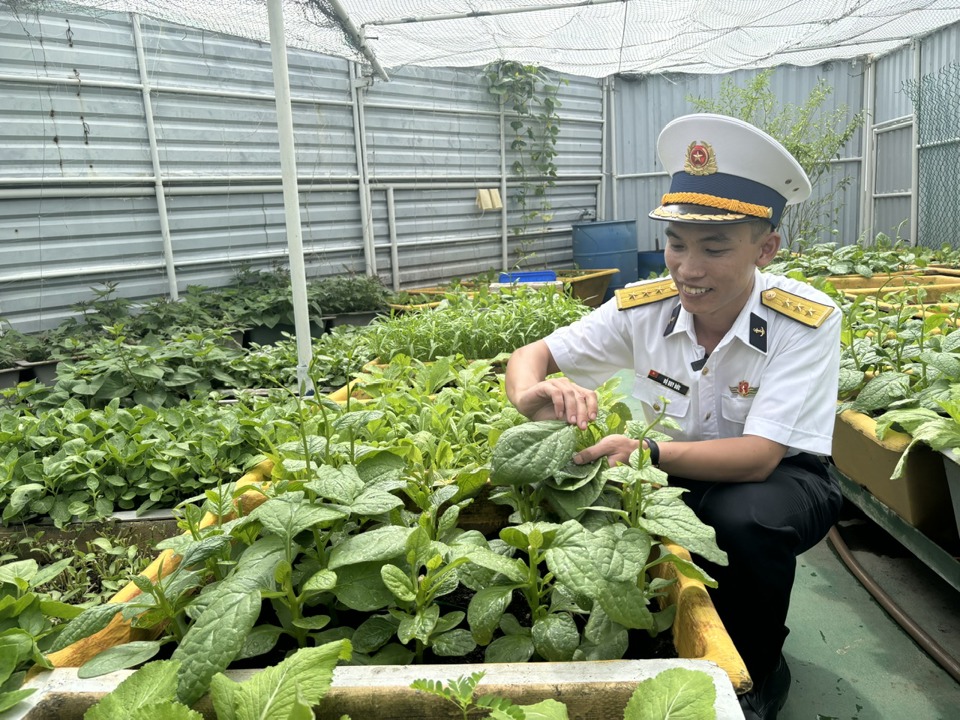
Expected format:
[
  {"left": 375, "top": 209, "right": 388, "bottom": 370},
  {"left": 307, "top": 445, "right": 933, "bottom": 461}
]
[{"left": 498, "top": 271, "right": 558, "bottom": 283}]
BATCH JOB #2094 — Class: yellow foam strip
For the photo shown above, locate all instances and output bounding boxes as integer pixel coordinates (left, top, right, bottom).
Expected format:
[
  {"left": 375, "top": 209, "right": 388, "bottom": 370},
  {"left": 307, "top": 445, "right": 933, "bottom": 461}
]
[{"left": 42, "top": 460, "right": 275, "bottom": 670}]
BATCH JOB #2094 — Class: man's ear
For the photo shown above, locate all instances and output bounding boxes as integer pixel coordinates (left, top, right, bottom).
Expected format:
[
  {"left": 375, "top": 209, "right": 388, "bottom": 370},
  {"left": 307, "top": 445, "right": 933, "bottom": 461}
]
[{"left": 755, "top": 230, "right": 781, "bottom": 268}]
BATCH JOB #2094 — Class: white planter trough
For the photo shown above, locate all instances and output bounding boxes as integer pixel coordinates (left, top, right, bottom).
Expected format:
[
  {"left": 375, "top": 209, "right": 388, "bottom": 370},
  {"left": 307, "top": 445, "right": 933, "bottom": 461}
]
[{"left": 3, "top": 659, "right": 744, "bottom": 720}]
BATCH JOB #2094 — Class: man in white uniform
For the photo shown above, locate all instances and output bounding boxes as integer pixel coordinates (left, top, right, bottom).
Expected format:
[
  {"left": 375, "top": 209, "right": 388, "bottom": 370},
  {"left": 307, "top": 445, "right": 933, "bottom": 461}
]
[{"left": 505, "top": 113, "right": 843, "bottom": 720}]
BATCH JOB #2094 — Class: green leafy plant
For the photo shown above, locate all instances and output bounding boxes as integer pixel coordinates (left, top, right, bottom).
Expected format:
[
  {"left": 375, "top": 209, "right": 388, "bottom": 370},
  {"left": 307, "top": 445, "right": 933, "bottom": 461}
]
[
  {"left": 366, "top": 286, "right": 589, "bottom": 362},
  {"left": 412, "top": 666, "right": 718, "bottom": 720},
  {"left": 0, "top": 556, "right": 85, "bottom": 711},
  {"left": 309, "top": 273, "right": 392, "bottom": 316},
  {"left": 485, "top": 61, "right": 566, "bottom": 268},
  {"left": 412, "top": 670, "right": 557, "bottom": 719},
  {"left": 689, "top": 69, "right": 863, "bottom": 244},
  {"left": 764, "top": 227, "right": 944, "bottom": 278},
  {"left": 0, "top": 532, "right": 150, "bottom": 606},
  {"left": 80, "top": 640, "right": 352, "bottom": 720},
  {"left": 51, "top": 325, "right": 246, "bottom": 409}
]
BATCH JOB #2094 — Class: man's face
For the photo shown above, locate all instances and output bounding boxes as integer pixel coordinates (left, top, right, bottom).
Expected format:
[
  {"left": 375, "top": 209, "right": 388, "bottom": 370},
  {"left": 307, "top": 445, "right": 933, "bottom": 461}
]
[{"left": 663, "top": 221, "right": 780, "bottom": 327}]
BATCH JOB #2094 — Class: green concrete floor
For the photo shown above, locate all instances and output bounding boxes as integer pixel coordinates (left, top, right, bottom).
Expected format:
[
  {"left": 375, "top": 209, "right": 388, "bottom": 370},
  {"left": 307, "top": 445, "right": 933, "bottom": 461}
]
[{"left": 782, "top": 512, "right": 960, "bottom": 720}]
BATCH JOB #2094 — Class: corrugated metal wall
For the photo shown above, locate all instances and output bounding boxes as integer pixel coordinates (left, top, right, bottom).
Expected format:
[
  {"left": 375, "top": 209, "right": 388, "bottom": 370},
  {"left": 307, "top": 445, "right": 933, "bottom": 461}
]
[
  {"left": 1, "top": 5, "right": 958, "bottom": 332},
  {"left": 0, "top": 6, "right": 603, "bottom": 331}
]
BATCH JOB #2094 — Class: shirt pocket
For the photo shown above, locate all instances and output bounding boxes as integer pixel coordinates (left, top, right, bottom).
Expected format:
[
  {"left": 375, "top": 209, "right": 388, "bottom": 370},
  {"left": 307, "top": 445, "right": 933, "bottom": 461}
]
[
  {"left": 633, "top": 374, "right": 691, "bottom": 419},
  {"left": 721, "top": 393, "right": 753, "bottom": 428}
]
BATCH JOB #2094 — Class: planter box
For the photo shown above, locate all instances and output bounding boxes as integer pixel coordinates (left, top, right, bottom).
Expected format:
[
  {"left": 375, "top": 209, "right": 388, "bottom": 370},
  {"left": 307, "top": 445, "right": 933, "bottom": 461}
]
[
  {"left": 326, "top": 310, "right": 384, "bottom": 328},
  {"left": 15, "top": 359, "right": 60, "bottom": 385},
  {"left": 243, "top": 321, "right": 326, "bottom": 346},
  {"left": 839, "top": 274, "right": 960, "bottom": 303},
  {"left": 0, "top": 365, "right": 22, "bottom": 389},
  {"left": 938, "top": 449, "right": 960, "bottom": 542},
  {"left": 832, "top": 410, "right": 959, "bottom": 545},
  {"left": 0, "top": 508, "right": 180, "bottom": 558},
  {"left": 386, "top": 300, "right": 442, "bottom": 312},
  {"left": 557, "top": 268, "right": 619, "bottom": 308},
  {"left": 8, "top": 659, "right": 744, "bottom": 720},
  {"left": 36, "top": 462, "right": 751, "bottom": 705}
]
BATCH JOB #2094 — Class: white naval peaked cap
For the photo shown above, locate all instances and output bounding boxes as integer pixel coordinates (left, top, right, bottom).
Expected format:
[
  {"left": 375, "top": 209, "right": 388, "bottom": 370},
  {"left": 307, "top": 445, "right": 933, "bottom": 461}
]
[{"left": 650, "top": 113, "right": 812, "bottom": 227}]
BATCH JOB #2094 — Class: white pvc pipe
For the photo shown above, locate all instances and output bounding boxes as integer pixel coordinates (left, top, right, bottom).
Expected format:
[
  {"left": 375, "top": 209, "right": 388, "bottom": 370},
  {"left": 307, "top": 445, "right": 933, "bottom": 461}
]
[
  {"left": 325, "top": 0, "right": 390, "bottom": 81},
  {"left": 132, "top": 14, "right": 178, "bottom": 302},
  {"left": 598, "top": 77, "right": 608, "bottom": 221},
  {"left": 499, "top": 101, "right": 509, "bottom": 271},
  {"left": 352, "top": 63, "right": 377, "bottom": 275},
  {"left": 611, "top": 77, "right": 619, "bottom": 218},
  {"left": 267, "top": 0, "right": 312, "bottom": 392},
  {"left": 860, "top": 57, "right": 876, "bottom": 244},
  {"left": 386, "top": 187, "right": 400, "bottom": 291}
]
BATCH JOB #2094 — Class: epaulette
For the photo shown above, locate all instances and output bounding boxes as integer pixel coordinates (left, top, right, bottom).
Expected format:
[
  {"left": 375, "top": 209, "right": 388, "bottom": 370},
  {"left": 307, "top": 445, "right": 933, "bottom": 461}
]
[
  {"left": 615, "top": 279, "right": 678, "bottom": 310},
  {"left": 761, "top": 288, "right": 834, "bottom": 328}
]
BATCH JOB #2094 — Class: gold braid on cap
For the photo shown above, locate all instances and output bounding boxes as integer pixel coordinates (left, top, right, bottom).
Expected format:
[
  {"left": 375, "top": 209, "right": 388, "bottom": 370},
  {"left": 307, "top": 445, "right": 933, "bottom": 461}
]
[{"left": 661, "top": 192, "right": 773, "bottom": 219}]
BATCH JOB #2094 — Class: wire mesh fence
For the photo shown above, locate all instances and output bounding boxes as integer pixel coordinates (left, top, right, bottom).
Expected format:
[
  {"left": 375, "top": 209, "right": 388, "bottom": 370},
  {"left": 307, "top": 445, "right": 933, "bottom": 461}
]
[{"left": 904, "top": 61, "right": 960, "bottom": 250}]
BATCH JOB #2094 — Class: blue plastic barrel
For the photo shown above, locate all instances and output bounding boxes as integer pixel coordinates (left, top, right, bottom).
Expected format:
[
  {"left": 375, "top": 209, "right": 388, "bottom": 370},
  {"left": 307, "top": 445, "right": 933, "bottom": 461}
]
[
  {"left": 637, "top": 250, "right": 667, "bottom": 279},
  {"left": 572, "top": 220, "right": 639, "bottom": 301}
]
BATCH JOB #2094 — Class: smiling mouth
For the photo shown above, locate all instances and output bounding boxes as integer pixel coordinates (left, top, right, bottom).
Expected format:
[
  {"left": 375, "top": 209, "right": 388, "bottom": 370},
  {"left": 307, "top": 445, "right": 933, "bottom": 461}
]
[{"left": 681, "top": 285, "right": 710, "bottom": 296}]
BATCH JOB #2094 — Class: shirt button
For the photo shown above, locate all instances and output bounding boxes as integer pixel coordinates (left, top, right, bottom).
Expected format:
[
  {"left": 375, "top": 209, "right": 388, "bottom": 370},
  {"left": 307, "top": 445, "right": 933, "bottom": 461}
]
[{"left": 702, "top": 367, "right": 709, "bottom": 376}]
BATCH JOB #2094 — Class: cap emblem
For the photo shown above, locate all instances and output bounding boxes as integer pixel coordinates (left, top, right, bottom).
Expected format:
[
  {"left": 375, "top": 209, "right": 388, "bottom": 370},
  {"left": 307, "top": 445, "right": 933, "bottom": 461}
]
[{"left": 685, "top": 141, "right": 717, "bottom": 176}]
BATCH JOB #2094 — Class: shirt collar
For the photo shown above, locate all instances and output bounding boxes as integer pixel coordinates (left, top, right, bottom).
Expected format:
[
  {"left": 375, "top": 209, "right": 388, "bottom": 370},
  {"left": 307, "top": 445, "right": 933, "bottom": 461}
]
[{"left": 661, "top": 269, "right": 770, "bottom": 354}]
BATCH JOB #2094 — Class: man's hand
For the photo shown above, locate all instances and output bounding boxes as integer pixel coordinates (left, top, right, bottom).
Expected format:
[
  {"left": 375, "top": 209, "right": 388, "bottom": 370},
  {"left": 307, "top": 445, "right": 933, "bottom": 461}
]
[
  {"left": 573, "top": 434, "right": 640, "bottom": 468},
  {"left": 512, "top": 377, "right": 599, "bottom": 430}
]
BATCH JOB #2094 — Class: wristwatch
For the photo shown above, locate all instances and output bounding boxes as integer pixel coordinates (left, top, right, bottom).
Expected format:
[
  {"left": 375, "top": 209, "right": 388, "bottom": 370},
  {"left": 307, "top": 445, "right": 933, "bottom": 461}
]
[{"left": 644, "top": 438, "right": 660, "bottom": 468}]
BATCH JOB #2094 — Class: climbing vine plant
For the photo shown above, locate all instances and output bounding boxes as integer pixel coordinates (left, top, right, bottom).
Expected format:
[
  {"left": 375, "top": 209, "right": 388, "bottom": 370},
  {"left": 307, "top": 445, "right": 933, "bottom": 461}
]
[{"left": 484, "top": 61, "right": 566, "bottom": 268}]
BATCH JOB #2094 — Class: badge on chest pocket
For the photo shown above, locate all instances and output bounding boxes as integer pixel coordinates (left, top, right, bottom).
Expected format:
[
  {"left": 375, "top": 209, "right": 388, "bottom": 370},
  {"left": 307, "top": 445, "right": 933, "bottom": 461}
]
[{"left": 721, "top": 380, "right": 758, "bottom": 424}]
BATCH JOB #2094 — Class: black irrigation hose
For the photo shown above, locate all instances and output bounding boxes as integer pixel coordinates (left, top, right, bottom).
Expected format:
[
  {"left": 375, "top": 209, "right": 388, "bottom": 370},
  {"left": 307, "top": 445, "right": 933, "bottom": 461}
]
[{"left": 826, "top": 526, "right": 960, "bottom": 685}]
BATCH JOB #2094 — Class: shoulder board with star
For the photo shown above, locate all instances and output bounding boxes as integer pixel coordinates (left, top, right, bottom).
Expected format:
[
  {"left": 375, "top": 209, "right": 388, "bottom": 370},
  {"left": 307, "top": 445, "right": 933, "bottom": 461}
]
[
  {"left": 615, "top": 279, "right": 678, "bottom": 310},
  {"left": 760, "top": 288, "right": 834, "bottom": 328}
]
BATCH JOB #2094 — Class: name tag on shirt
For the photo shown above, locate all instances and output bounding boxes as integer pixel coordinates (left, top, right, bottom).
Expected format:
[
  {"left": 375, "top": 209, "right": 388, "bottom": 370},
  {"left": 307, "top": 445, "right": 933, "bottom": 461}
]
[{"left": 647, "top": 369, "right": 689, "bottom": 396}]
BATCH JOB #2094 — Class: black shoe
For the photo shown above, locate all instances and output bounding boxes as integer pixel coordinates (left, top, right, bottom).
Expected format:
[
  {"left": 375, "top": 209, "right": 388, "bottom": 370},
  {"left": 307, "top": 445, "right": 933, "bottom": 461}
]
[{"left": 739, "top": 655, "right": 791, "bottom": 720}]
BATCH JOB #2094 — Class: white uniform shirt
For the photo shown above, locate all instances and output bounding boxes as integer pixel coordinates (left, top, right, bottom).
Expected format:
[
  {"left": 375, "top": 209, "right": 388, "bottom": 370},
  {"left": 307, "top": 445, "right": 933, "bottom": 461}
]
[{"left": 544, "top": 269, "right": 841, "bottom": 456}]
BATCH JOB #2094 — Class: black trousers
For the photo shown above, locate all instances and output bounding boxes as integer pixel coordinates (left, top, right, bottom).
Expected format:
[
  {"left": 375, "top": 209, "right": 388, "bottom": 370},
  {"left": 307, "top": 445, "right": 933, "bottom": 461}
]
[{"left": 669, "top": 453, "right": 842, "bottom": 682}]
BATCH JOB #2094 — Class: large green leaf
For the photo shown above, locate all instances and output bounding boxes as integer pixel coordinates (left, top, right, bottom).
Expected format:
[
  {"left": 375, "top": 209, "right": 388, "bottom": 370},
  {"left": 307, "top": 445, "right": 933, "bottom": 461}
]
[
  {"left": 641, "top": 494, "right": 728, "bottom": 566},
  {"left": 531, "top": 613, "right": 579, "bottom": 661},
  {"left": 305, "top": 464, "right": 363, "bottom": 504},
  {"left": 623, "top": 667, "right": 716, "bottom": 720},
  {"left": 250, "top": 496, "right": 345, "bottom": 541},
  {"left": 227, "top": 640, "right": 352, "bottom": 720},
  {"left": 173, "top": 577, "right": 262, "bottom": 706},
  {"left": 327, "top": 526, "right": 414, "bottom": 569},
  {"left": 78, "top": 640, "right": 164, "bottom": 679},
  {"left": 467, "top": 585, "right": 516, "bottom": 645},
  {"left": 49, "top": 603, "right": 126, "bottom": 653},
  {"left": 490, "top": 699, "right": 569, "bottom": 720},
  {"left": 84, "top": 660, "right": 181, "bottom": 720},
  {"left": 331, "top": 561, "right": 395, "bottom": 611},
  {"left": 490, "top": 421, "right": 577, "bottom": 486}
]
